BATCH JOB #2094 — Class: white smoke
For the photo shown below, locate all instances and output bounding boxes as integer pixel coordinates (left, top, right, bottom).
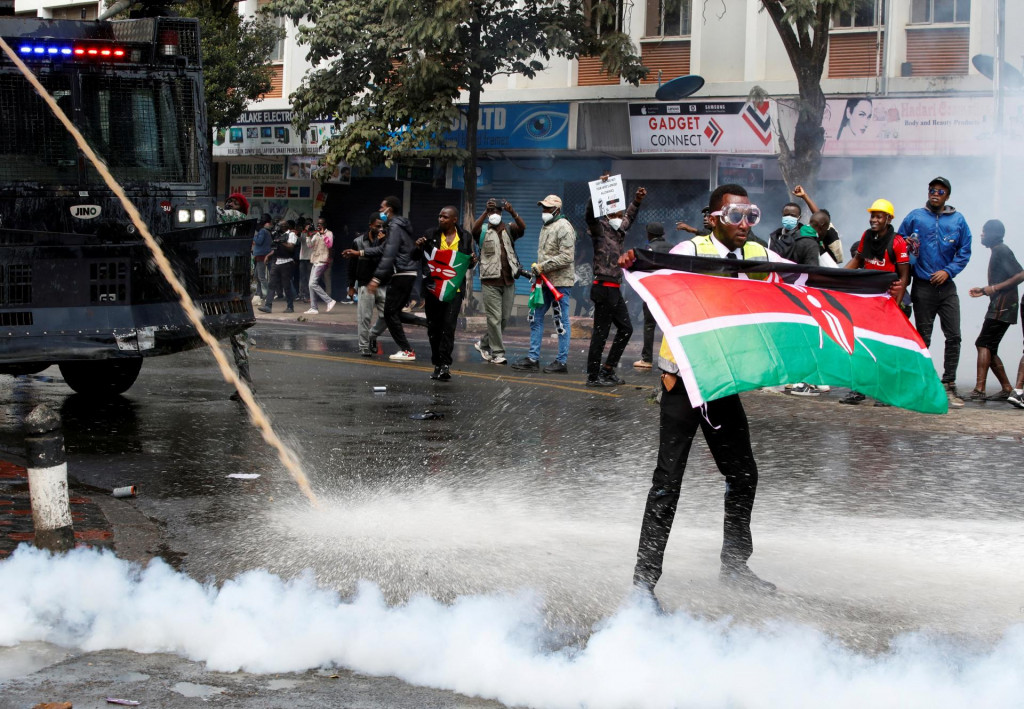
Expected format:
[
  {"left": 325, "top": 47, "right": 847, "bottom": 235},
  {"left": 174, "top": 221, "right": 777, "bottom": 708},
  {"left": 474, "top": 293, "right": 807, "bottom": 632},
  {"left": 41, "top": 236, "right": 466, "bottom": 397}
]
[{"left": 1, "top": 545, "right": 1023, "bottom": 709}]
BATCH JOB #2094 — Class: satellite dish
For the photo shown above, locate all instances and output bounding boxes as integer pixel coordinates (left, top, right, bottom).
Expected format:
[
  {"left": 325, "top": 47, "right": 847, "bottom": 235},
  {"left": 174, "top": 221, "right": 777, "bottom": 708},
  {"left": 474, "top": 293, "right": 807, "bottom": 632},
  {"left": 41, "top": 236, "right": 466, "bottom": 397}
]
[
  {"left": 971, "top": 54, "right": 1024, "bottom": 89},
  {"left": 655, "top": 74, "right": 705, "bottom": 101}
]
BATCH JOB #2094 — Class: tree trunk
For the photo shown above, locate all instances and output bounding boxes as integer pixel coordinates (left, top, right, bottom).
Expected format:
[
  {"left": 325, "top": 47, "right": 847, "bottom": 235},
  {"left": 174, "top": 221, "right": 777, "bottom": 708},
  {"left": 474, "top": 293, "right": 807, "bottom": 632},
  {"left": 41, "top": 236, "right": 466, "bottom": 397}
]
[
  {"left": 463, "top": 79, "right": 481, "bottom": 230},
  {"left": 779, "top": 68, "right": 826, "bottom": 194}
]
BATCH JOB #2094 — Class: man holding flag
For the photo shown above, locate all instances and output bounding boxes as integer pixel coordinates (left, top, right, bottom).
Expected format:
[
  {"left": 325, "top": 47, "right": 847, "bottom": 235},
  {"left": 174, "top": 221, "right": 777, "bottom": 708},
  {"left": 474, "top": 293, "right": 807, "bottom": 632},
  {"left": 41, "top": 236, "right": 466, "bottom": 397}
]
[
  {"left": 416, "top": 206, "right": 475, "bottom": 381},
  {"left": 626, "top": 184, "right": 778, "bottom": 603},
  {"left": 622, "top": 183, "right": 947, "bottom": 607}
]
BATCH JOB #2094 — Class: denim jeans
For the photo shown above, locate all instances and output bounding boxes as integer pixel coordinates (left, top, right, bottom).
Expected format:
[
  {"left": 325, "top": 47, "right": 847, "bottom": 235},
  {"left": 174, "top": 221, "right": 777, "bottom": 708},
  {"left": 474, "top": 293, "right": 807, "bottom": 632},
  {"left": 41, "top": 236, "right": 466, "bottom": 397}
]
[
  {"left": 254, "top": 259, "right": 269, "bottom": 301},
  {"left": 308, "top": 262, "right": 332, "bottom": 310},
  {"left": 528, "top": 286, "right": 571, "bottom": 364}
]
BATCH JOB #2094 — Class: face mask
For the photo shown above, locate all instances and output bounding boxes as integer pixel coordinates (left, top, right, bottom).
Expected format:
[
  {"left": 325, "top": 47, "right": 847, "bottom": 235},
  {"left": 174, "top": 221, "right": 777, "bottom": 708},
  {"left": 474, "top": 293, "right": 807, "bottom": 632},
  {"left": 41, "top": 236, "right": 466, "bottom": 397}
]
[
  {"left": 541, "top": 212, "right": 554, "bottom": 224},
  {"left": 379, "top": 212, "right": 389, "bottom": 223},
  {"left": 781, "top": 215, "right": 798, "bottom": 230},
  {"left": 608, "top": 218, "right": 623, "bottom": 231},
  {"left": 487, "top": 214, "right": 502, "bottom": 226}
]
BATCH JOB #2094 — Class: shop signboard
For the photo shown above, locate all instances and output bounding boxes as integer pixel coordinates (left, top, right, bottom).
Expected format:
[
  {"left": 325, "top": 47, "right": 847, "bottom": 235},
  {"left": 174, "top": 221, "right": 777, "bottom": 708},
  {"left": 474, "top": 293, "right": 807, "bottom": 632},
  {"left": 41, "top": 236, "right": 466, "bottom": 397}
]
[
  {"left": 213, "top": 110, "right": 340, "bottom": 157},
  {"left": 713, "top": 157, "right": 765, "bottom": 193},
  {"left": 446, "top": 103, "right": 571, "bottom": 151},
  {"left": 821, "top": 96, "right": 1024, "bottom": 157},
  {"left": 628, "top": 101, "right": 777, "bottom": 155},
  {"left": 228, "top": 161, "right": 314, "bottom": 222}
]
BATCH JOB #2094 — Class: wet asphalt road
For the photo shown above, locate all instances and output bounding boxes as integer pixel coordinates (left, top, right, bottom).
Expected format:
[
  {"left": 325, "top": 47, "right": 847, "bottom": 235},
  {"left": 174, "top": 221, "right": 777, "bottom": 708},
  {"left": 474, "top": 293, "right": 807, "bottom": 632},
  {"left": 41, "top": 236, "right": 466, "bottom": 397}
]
[{"left": 1, "top": 319, "right": 1022, "bottom": 707}]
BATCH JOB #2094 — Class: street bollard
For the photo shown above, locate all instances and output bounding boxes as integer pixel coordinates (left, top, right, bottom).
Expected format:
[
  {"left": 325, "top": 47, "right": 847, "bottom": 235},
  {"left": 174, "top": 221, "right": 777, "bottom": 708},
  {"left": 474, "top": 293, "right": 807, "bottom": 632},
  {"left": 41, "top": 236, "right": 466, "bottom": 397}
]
[{"left": 24, "top": 405, "right": 74, "bottom": 552}]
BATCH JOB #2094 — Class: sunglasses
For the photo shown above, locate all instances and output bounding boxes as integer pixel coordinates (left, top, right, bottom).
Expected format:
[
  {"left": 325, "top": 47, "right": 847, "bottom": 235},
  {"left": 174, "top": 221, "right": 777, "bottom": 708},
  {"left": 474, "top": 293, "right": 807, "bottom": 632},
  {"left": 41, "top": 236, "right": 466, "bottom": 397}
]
[
  {"left": 711, "top": 204, "right": 761, "bottom": 227},
  {"left": 928, "top": 188, "right": 948, "bottom": 196}
]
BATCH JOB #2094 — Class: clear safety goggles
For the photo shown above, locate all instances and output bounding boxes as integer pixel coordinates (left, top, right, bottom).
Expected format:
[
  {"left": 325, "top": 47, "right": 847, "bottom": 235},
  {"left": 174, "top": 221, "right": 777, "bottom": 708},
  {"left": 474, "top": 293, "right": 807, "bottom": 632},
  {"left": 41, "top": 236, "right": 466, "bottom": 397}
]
[{"left": 710, "top": 204, "right": 761, "bottom": 227}]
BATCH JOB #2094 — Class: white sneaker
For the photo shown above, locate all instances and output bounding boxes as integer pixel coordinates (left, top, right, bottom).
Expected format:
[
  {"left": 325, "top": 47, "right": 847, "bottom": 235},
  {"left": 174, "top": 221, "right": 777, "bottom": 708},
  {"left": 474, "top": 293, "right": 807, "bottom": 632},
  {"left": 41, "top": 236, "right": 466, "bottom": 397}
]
[
  {"left": 490, "top": 355, "right": 507, "bottom": 365},
  {"left": 474, "top": 340, "right": 493, "bottom": 361},
  {"left": 789, "top": 383, "right": 821, "bottom": 396},
  {"left": 816, "top": 385, "right": 831, "bottom": 393},
  {"left": 389, "top": 350, "right": 416, "bottom": 361},
  {"left": 633, "top": 359, "right": 653, "bottom": 369},
  {"left": 303, "top": 308, "right": 318, "bottom": 315},
  {"left": 326, "top": 300, "right": 337, "bottom": 313}
]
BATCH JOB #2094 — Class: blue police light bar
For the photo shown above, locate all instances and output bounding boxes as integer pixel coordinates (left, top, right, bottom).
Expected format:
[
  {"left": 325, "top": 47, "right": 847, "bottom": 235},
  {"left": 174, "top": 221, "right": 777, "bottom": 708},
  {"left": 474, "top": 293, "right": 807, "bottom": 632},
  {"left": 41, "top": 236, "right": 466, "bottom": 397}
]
[{"left": 15, "top": 41, "right": 125, "bottom": 60}]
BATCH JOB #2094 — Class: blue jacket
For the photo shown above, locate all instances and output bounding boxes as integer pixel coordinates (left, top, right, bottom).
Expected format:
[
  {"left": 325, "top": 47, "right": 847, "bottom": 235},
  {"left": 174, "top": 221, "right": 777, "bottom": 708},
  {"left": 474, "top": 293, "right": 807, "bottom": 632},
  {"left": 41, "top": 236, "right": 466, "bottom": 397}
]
[
  {"left": 252, "top": 226, "right": 272, "bottom": 258},
  {"left": 897, "top": 205, "right": 971, "bottom": 281}
]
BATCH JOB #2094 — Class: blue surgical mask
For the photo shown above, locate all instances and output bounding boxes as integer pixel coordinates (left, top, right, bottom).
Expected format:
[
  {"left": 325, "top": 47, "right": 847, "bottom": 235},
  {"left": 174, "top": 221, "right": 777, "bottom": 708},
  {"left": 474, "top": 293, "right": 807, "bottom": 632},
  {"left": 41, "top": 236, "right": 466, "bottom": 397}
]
[
  {"left": 781, "top": 215, "right": 798, "bottom": 230},
  {"left": 379, "top": 212, "right": 389, "bottom": 223}
]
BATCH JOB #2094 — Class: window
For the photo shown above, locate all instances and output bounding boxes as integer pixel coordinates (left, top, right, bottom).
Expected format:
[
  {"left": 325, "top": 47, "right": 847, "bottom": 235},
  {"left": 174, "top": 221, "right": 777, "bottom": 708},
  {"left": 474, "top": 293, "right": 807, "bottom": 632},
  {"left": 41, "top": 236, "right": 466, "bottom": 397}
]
[
  {"left": 0, "top": 75, "right": 77, "bottom": 184},
  {"left": 586, "top": 0, "right": 625, "bottom": 35},
  {"left": 267, "top": 15, "right": 286, "bottom": 63},
  {"left": 835, "top": 0, "right": 884, "bottom": 28},
  {"left": 79, "top": 77, "right": 200, "bottom": 184},
  {"left": 911, "top": 0, "right": 970, "bottom": 23},
  {"left": 645, "top": 0, "right": 691, "bottom": 37}
]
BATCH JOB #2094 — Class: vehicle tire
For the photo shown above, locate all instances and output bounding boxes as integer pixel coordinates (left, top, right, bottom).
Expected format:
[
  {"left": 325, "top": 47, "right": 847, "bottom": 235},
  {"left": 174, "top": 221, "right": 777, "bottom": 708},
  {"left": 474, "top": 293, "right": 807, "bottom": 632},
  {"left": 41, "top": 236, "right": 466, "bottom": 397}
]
[{"left": 58, "top": 359, "right": 143, "bottom": 396}]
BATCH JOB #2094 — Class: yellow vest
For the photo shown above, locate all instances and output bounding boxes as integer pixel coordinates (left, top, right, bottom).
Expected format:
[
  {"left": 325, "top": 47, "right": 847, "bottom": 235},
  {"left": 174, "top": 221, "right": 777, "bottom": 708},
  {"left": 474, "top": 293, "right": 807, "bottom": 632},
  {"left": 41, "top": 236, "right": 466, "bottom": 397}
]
[{"left": 658, "top": 235, "right": 769, "bottom": 366}]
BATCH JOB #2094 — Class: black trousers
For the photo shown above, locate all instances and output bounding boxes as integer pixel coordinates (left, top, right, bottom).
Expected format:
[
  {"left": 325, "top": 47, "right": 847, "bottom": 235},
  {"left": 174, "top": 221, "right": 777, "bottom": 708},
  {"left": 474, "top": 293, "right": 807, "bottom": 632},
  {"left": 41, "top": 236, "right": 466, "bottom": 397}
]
[
  {"left": 587, "top": 283, "right": 633, "bottom": 375},
  {"left": 382, "top": 274, "right": 425, "bottom": 352},
  {"left": 424, "top": 290, "right": 464, "bottom": 367},
  {"left": 912, "top": 279, "right": 961, "bottom": 383},
  {"left": 634, "top": 379, "right": 759, "bottom": 588},
  {"left": 266, "top": 261, "right": 295, "bottom": 309},
  {"left": 641, "top": 303, "right": 657, "bottom": 362}
]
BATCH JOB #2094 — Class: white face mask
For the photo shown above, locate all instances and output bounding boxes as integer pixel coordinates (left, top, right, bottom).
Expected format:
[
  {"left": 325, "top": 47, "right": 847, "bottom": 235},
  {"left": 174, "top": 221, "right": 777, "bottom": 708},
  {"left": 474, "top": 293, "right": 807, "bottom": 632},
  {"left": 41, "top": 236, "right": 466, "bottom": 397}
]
[
  {"left": 541, "top": 212, "right": 554, "bottom": 224},
  {"left": 608, "top": 218, "right": 623, "bottom": 231},
  {"left": 487, "top": 214, "right": 502, "bottom": 226}
]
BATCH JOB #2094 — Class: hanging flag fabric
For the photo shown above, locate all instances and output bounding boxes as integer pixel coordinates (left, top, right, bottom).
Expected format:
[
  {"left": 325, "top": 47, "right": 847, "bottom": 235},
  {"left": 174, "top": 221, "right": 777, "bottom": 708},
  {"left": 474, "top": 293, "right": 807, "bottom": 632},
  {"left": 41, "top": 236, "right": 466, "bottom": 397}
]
[
  {"left": 624, "top": 249, "right": 947, "bottom": 414},
  {"left": 426, "top": 248, "right": 471, "bottom": 302}
]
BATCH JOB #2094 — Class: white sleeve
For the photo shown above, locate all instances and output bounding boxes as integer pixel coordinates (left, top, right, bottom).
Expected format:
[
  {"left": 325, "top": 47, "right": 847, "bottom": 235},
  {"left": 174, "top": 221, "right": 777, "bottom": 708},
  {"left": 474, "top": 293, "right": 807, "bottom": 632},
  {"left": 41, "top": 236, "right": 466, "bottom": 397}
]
[{"left": 669, "top": 241, "right": 696, "bottom": 256}]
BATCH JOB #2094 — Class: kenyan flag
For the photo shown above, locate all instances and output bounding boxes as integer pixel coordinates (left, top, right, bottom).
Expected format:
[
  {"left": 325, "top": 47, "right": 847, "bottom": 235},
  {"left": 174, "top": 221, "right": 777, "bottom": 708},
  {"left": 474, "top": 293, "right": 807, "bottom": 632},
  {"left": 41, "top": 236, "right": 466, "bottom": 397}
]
[
  {"left": 426, "top": 248, "right": 471, "bottom": 302},
  {"left": 624, "top": 255, "right": 947, "bottom": 414}
]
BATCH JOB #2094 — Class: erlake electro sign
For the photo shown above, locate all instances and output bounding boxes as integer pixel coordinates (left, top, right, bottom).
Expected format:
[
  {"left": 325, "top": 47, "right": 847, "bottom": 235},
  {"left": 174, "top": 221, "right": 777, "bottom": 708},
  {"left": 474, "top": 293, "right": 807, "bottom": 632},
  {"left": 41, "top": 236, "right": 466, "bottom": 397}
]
[{"left": 628, "top": 102, "right": 778, "bottom": 155}]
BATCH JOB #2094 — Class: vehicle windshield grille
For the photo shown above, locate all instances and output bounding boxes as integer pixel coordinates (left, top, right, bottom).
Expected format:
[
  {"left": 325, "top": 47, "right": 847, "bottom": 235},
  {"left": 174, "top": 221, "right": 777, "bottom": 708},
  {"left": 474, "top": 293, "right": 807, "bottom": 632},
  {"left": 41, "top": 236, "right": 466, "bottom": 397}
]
[
  {"left": 0, "top": 73, "right": 200, "bottom": 186},
  {"left": 0, "top": 74, "right": 76, "bottom": 184}
]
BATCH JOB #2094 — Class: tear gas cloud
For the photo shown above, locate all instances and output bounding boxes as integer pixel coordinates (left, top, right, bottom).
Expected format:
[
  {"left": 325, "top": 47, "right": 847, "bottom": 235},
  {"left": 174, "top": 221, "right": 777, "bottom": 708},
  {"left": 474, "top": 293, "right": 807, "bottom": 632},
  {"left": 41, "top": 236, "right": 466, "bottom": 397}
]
[
  {"left": 2, "top": 545, "right": 1023, "bottom": 709},
  {"left": 667, "top": 153, "right": 1018, "bottom": 388}
]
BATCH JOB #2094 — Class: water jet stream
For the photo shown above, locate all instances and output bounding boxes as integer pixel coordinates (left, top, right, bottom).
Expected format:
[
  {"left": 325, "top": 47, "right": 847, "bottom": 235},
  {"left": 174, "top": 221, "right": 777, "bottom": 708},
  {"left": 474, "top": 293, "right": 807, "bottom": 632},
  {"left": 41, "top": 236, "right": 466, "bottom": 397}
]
[{"left": 0, "top": 36, "right": 318, "bottom": 507}]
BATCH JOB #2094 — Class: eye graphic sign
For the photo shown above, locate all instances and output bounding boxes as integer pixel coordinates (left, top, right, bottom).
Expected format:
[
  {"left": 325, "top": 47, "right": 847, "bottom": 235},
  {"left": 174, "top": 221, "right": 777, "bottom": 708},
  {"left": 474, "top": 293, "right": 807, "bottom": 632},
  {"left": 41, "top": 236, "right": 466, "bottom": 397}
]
[
  {"left": 447, "top": 103, "right": 571, "bottom": 150},
  {"left": 628, "top": 101, "right": 777, "bottom": 155}
]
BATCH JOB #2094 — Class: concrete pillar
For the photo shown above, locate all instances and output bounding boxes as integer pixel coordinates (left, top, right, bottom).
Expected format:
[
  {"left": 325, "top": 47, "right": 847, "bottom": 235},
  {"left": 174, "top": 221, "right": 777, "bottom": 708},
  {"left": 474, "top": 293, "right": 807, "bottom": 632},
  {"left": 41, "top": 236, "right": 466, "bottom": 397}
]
[{"left": 24, "top": 405, "right": 74, "bottom": 553}]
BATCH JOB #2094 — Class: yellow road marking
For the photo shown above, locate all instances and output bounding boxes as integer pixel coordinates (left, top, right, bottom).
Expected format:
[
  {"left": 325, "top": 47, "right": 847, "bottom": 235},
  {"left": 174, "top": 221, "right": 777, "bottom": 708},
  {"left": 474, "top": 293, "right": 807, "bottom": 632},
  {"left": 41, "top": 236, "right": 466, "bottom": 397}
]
[{"left": 255, "top": 348, "right": 624, "bottom": 398}]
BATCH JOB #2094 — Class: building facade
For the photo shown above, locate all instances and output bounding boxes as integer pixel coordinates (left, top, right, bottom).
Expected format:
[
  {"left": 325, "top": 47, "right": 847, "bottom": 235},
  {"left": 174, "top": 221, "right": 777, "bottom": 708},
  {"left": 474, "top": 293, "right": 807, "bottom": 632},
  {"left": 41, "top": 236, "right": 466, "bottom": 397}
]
[{"left": 11, "top": 0, "right": 1023, "bottom": 303}]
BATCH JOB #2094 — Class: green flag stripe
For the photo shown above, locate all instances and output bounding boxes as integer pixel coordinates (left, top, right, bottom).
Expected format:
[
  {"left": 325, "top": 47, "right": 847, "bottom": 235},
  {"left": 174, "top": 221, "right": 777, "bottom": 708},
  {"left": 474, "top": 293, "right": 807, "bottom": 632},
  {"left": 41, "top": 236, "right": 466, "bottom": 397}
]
[{"left": 673, "top": 321, "right": 947, "bottom": 414}]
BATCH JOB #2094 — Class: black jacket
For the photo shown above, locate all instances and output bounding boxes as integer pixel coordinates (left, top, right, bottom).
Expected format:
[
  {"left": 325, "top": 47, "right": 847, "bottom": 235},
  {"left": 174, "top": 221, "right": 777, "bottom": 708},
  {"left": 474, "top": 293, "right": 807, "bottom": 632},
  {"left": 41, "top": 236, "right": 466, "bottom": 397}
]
[
  {"left": 767, "top": 225, "right": 819, "bottom": 265},
  {"left": 646, "top": 234, "right": 673, "bottom": 254},
  {"left": 372, "top": 215, "right": 420, "bottom": 282}
]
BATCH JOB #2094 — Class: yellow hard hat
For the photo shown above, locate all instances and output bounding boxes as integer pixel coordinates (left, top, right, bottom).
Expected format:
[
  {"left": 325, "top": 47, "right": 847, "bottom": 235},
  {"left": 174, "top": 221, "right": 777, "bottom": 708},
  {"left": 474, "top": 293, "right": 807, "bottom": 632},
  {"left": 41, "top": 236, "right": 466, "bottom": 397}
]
[{"left": 867, "top": 198, "right": 895, "bottom": 217}]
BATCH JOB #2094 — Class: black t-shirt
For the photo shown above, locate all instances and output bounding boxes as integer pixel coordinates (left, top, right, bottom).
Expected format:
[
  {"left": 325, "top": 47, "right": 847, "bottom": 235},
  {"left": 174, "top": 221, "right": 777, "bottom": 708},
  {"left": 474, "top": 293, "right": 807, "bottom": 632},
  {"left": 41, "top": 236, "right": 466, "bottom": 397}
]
[{"left": 987, "top": 242, "right": 1023, "bottom": 323}]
